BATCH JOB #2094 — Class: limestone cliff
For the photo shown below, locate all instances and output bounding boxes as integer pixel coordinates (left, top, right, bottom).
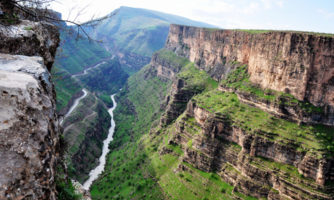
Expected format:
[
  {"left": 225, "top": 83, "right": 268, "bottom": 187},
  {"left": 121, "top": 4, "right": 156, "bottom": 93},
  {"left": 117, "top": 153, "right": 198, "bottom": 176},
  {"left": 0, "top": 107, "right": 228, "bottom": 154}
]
[
  {"left": 150, "top": 51, "right": 198, "bottom": 126},
  {"left": 0, "top": 20, "right": 60, "bottom": 199},
  {"left": 166, "top": 24, "right": 334, "bottom": 126},
  {"left": 171, "top": 99, "right": 334, "bottom": 199},
  {"left": 149, "top": 25, "right": 334, "bottom": 199}
]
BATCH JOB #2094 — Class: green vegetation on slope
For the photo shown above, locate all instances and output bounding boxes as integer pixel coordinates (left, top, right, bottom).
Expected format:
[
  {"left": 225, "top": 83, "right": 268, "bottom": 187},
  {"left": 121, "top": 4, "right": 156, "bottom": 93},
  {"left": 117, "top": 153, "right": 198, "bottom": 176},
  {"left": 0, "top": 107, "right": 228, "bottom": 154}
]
[
  {"left": 156, "top": 49, "right": 189, "bottom": 69},
  {"left": 89, "top": 6, "right": 215, "bottom": 57},
  {"left": 90, "top": 64, "right": 170, "bottom": 199},
  {"left": 90, "top": 53, "right": 256, "bottom": 200},
  {"left": 55, "top": 28, "right": 110, "bottom": 75},
  {"left": 178, "top": 62, "right": 219, "bottom": 92},
  {"left": 56, "top": 134, "right": 82, "bottom": 200},
  {"left": 143, "top": 124, "right": 256, "bottom": 200},
  {"left": 51, "top": 65, "right": 82, "bottom": 112},
  {"left": 155, "top": 49, "right": 218, "bottom": 92},
  {"left": 220, "top": 63, "right": 323, "bottom": 113},
  {"left": 78, "top": 59, "right": 129, "bottom": 94},
  {"left": 56, "top": 167, "right": 81, "bottom": 200},
  {"left": 63, "top": 93, "right": 111, "bottom": 183},
  {"left": 193, "top": 90, "right": 334, "bottom": 156},
  {"left": 52, "top": 26, "right": 110, "bottom": 112}
]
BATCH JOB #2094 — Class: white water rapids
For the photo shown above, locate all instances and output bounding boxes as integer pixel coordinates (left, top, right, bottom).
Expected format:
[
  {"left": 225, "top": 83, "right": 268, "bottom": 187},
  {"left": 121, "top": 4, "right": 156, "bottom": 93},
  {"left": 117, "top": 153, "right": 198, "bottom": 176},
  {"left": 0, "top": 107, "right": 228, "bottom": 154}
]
[{"left": 82, "top": 94, "right": 117, "bottom": 190}]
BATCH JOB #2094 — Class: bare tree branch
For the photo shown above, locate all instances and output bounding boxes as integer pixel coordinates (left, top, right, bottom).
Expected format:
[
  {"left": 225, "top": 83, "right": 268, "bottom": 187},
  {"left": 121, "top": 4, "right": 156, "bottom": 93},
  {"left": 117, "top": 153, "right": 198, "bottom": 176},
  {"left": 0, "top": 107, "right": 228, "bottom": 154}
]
[{"left": 0, "top": 0, "right": 118, "bottom": 41}]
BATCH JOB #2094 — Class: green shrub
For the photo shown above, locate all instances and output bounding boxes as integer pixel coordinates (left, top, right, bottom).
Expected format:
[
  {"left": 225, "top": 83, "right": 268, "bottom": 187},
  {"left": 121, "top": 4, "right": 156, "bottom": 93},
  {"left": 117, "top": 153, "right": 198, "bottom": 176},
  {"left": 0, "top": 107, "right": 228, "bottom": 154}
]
[{"left": 56, "top": 179, "right": 81, "bottom": 200}]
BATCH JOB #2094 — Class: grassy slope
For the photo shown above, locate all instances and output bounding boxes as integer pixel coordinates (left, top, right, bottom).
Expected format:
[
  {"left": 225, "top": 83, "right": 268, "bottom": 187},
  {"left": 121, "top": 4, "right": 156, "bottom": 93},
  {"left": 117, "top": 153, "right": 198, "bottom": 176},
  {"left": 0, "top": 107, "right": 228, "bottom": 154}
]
[
  {"left": 78, "top": 59, "right": 129, "bottom": 95},
  {"left": 52, "top": 27, "right": 111, "bottom": 112},
  {"left": 90, "top": 51, "right": 256, "bottom": 200},
  {"left": 194, "top": 90, "right": 334, "bottom": 156},
  {"left": 219, "top": 64, "right": 334, "bottom": 155},
  {"left": 90, "top": 64, "right": 170, "bottom": 199},
  {"left": 90, "top": 6, "right": 215, "bottom": 57},
  {"left": 63, "top": 93, "right": 111, "bottom": 183},
  {"left": 55, "top": 28, "right": 111, "bottom": 75},
  {"left": 51, "top": 65, "right": 82, "bottom": 112}
]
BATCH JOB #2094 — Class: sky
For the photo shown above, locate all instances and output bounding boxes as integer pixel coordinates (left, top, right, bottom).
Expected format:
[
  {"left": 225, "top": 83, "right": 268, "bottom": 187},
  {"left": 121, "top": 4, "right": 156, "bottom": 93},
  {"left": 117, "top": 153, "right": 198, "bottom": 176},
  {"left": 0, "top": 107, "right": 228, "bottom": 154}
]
[{"left": 50, "top": 0, "right": 334, "bottom": 33}]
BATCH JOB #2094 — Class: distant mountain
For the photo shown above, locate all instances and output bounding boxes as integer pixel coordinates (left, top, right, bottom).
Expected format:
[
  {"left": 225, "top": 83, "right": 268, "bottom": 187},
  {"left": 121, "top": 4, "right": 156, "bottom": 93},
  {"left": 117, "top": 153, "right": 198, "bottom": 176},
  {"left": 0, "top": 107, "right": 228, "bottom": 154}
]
[
  {"left": 53, "top": 6, "right": 215, "bottom": 112},
  {"left": 88, "top": 6, "right": 215, "bottom": 65}
]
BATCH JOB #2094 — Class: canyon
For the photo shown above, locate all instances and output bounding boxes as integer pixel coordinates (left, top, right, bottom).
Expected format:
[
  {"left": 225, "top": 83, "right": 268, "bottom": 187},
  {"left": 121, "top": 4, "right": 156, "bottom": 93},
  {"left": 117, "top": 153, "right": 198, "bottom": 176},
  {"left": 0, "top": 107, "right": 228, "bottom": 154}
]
[
  {"left": 0, "top": 5, "right": 333, "bottom": 200},
  {"left": 92, "top": 25, "right": 334, "bottom": 199},
  {"left": 52, "top": 7, "right": 215, "bottom": 189}
]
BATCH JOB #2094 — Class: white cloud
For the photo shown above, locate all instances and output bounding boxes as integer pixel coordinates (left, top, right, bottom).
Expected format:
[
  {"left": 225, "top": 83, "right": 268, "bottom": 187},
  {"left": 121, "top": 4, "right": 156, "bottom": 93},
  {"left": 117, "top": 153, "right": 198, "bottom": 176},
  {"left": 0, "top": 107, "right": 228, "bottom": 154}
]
[
  {"left": 317, "top": 8, "right": 334, "bottom": 19},
  {"left": 260, "top": 0, "right": 284, "bottom": 9},
  {"left": 277, "top": 0, "right": 284, "bottom": 8},
  {"left": 242, "top": 2, "right": 260, "bottom": 14}
]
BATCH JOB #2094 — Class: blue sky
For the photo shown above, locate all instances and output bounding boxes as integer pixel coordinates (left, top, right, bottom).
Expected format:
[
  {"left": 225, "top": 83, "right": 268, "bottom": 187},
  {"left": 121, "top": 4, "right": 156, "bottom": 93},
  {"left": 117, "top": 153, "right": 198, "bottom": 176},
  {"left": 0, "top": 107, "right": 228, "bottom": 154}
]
[{"left": 51, "top": 0, "right": 334, "bottom": 33}]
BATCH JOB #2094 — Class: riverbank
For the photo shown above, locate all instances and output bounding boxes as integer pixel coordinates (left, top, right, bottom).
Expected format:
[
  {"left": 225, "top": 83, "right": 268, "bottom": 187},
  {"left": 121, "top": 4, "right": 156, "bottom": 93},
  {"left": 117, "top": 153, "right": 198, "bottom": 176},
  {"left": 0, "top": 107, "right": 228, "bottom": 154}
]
[{"left": 83, "top": 94, "right": 117, "bottom": 190}]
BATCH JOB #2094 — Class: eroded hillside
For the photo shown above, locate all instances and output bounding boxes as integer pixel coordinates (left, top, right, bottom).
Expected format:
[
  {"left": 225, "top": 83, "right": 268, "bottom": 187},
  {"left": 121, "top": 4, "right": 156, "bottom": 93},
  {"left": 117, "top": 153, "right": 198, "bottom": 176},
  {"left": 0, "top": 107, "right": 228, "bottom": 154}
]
[{"left": 91, "top": 25, "right": 334, "bottom": 200}]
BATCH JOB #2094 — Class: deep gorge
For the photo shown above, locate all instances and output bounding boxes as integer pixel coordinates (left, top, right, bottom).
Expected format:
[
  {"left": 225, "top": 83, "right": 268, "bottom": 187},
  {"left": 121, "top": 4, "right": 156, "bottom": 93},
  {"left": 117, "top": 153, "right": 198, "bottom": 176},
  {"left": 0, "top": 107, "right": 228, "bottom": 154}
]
[{"left": 0, "top": 4, "right": 333, "bottom": 200}]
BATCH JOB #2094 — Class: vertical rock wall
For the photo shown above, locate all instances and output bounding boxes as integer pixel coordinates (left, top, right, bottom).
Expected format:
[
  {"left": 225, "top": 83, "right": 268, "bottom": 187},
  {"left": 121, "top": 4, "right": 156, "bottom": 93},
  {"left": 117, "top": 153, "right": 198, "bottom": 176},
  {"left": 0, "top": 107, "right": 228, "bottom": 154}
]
[
  {"left": 0, "top": 20, "right": 60, "bottom": 199},
  {"left": 166, "top": 25, "right": 334, "bottom": 110}
]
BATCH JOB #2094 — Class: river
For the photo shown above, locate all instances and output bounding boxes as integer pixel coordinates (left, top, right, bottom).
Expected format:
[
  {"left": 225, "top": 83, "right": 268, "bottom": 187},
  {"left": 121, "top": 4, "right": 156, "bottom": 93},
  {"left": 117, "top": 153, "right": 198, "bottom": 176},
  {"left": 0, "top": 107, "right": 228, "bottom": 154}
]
[
  {"left": 82, "top": 94, "right": 117, "bottom": 190},
  {"left": 60, "top": 89, "right": 88, "bottom": 125}
]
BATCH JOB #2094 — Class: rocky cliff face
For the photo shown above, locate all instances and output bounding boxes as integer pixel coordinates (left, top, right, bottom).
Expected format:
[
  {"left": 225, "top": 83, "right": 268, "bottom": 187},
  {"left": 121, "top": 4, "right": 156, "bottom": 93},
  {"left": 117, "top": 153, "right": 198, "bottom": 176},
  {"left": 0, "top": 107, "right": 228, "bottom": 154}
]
[
  {"left": 0, "top": 20, "right": 60, "bottom": 199},
  {"left": 150, "top": 52, "right": 198, "bottom": 126},
  {"left": 170, "top": 100, "right": 333, "bottom": 199},
  {"left": 149, "top": 25, "right": 334, "bottom": 199},
  {"left": 0, "top": 20, "right": 59, "bottom": 70},
  {"left": 166, "top": 25, "right": 334, "bottom": 126}
]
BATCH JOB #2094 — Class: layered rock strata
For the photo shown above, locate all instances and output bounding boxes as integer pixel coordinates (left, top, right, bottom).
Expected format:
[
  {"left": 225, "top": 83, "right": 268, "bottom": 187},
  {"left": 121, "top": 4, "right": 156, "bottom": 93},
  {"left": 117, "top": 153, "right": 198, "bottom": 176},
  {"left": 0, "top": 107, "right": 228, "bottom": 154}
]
[
  {"left": 160, "top": 78, "right": 197, "bottom": 126},
  {"left": 166, "top": 25, "right": 334, "bottom": 125},
  {"left": 169, "top": 101, "right": 334, "bottom": 199},
  {"left": 152, "top": 25, "right": 334, "bottom": 199},
  {"left": 151, "top": 53, "right": 198, "bottom": 126}
]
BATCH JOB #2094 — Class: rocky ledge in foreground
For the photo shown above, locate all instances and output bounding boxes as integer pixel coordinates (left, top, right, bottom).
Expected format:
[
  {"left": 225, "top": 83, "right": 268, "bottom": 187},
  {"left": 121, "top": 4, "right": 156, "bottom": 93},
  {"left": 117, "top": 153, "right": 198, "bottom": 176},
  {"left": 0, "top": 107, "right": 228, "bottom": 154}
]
[
  {"left": 0, "top": 14, "right": 60, "bottom": 199},
  {"left": 0, "top": 54, "right": 60, "bottom": 199}
]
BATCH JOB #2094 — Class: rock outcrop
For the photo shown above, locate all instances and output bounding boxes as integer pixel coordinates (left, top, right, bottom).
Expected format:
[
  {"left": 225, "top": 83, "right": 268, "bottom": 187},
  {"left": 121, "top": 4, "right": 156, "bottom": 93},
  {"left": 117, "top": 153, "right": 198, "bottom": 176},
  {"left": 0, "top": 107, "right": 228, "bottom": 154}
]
[
  {"left": 166, "top": 25, "right": 334, "bottom": 125},
  {"left": 0, "top": 20, "right": 59, "bottom": 199},
  {"left": 0, "top": 20, "right": 59, "bottom": 70},
  {"left": 151, "top": 25, "right": 334, "bottom": 199},
  {"left": 150, "top": 52, "right": 198, "bottom": 126},
  {"left": 169, "top": 100, "right": 334, "bottom": 199}
]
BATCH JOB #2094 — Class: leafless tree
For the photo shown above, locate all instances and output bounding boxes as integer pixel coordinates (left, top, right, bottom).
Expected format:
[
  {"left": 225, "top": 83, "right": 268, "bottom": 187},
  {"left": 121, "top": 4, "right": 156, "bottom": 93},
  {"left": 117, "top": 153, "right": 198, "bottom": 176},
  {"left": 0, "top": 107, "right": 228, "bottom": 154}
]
[{"left": 0, "top": 0, "right": 115, "bottom": 40}]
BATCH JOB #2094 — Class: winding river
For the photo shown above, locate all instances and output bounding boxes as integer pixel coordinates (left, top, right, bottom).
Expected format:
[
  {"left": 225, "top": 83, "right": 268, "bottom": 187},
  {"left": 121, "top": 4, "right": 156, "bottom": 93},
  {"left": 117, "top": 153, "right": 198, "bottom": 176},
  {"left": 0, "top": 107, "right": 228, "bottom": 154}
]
[
  {"left": 61, "top": 60, "right": 107, "bottom": 124},
  {"left": 60, "top": 89, "right": 88, "bottom": 125},
  {"left": 83, "top": 94, "right": 117, "bottom": 190}
]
